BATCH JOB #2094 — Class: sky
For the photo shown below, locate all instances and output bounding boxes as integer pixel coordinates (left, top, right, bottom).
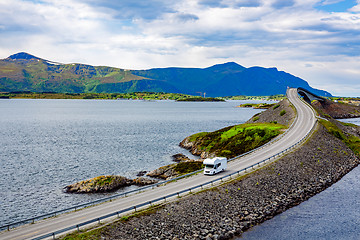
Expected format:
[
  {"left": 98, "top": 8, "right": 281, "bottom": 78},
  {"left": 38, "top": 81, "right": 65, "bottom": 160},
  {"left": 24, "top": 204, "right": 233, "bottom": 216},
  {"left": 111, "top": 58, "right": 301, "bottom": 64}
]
[{"left": 0, "top": 0, "right": 359, "bottom": 96}]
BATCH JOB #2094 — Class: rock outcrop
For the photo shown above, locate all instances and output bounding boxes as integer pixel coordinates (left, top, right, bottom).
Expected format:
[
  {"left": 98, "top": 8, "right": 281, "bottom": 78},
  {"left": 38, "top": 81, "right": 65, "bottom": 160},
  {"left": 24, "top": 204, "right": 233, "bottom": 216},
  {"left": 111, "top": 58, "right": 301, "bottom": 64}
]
[
  {"left": 246, "top": 99, "right": 295, "bottom": 126},
  {"left": 179, "top": 99, "right": 295, "bottom": 160},
  {"left": 97, "top": 122, "right": 360, "bottom": 240},
  {"left": 171, "top": 153, "right": 192, "bottom": 162},
  {"left": 179, "top": 137, "right": 217, "bottom": 159},
  {"left": 64, "top": 175, "right": 158, "bottom": 193},
  {"left": 146, "top": 159, "right": 203, "bottom": 180},
  {"left": 146, "top": 165, "right": 177, "bottom": 180},
  {"left": 312, "top": 99, "right": 360, "bottom": 119},
  {"left": 88, "top": 97, "right": 360, "bottom": 239}
]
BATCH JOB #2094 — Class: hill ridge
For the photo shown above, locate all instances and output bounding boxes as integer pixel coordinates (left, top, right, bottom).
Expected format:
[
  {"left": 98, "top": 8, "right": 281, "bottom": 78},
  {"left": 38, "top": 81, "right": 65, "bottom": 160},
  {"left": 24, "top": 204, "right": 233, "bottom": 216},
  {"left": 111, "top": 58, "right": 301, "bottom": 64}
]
[{"left": 0, "top": 52, "right": 332, "bottom": 97}]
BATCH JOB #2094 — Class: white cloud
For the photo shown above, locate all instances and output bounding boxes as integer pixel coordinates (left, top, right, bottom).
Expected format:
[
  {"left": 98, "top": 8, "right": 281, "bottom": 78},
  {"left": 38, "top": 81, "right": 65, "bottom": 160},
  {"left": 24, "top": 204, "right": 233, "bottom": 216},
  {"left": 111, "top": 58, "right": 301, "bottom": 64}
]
[
  {"left": 0, "top": 0, "right": 360, "bottom": 96},
  {"left": 321, "top": 0, "right": 345, "bottom": 5},
  {"left": 349, "top": 0, "right": 360, "bottom": 12}
]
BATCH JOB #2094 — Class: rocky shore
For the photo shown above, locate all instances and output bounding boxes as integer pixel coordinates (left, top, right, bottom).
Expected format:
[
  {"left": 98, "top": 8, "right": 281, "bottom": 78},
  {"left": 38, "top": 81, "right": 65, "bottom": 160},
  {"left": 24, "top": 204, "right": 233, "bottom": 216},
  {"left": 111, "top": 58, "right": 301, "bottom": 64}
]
[
  {"left": 180, "top": 99, "right": 294, "bottom": 159},
  {"left": 64, "top": 175, "right": 158, "bottom": 193},
  {"left": 89, "top": 119, "right": 360, "bottom": 240},
  {"left": 312, "top": 99, "right": 360, "bottom": 119},
  {"left": 63, "top": 98, "right": 360, "bottom": 239},
  {"left": 65, "top": 154, "right": 201, "bottom": 193},
  {"left": 146, "top": 154, "right": 203, "bottom": 180}
]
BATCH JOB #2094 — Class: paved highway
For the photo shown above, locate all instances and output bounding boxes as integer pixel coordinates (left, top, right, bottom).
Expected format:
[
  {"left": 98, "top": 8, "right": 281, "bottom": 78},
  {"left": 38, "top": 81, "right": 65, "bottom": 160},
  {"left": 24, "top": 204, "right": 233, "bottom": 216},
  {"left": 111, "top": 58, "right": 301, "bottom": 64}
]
[{"left": 0, "top": 88, "right": 317, "bottom": 240}]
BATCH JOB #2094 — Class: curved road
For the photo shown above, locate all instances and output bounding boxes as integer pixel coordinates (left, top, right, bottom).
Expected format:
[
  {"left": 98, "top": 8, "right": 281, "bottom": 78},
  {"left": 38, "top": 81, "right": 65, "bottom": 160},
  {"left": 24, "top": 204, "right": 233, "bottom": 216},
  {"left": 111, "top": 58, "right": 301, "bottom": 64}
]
[{"left": 0, "top": 88, "right": 317, "bottom": 240}]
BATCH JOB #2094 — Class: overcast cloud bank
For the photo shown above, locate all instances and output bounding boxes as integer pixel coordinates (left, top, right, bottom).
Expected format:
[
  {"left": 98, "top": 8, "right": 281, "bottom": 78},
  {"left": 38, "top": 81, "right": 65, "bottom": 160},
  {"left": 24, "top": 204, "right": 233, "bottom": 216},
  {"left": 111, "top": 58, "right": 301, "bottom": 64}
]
[{"left": 0, "top": 0, "right": 359, "bottom": 96}]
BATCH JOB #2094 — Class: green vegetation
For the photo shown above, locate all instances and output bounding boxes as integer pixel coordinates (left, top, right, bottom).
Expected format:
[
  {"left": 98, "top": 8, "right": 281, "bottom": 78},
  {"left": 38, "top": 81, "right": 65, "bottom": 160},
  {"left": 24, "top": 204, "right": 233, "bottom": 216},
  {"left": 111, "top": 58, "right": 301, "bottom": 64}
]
[
  {"left": 225, "top": 95, "right": 285, "bottom": 101},
  {"left": 62, "top": 228, "right": 103, "bottom": 240},
  {"left": 320, "top": 120, "right": 360, "bottom": 157},
  {"left": 176, "top": 97, "right": 225, "bottom": 102},
  {"left": 273, "top": 104, "right": 280, "bottom": 110},
  {"left": 174, "top": 162, "right": 204, "bottom": 174},
  {"left": 238, "top": 103, "right": 276, "bottom": 109},
  {"left": 280, "top": 110, "right": 286, "bottom": 116},
  {"left": 340, "top": 122, "right": 358, "bottom": 128},
  {"left": 93, "top": 176, "right": 114, "bottom": 186},
  {"left": 0, "top": 92, "right": 194, "bottom": 100},
  {"left": 188, "top": 123, "right": 286, "bottom": 158},
  {"left": 253, "top": 116, "right": 260, "bottom": 122},
  {"left": 61, "top": 204, "right": 163, "bottom": 240},
  {"left": 1, "top": 53, "right": 332, "bottom": 96}
]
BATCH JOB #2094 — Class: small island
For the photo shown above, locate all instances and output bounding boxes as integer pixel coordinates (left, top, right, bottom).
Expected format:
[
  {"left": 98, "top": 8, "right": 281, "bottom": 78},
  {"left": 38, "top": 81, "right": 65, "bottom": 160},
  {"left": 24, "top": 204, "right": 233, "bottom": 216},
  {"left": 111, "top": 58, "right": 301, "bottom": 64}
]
[
  {"left": 64, "top": 175, "right": 158, "bottom": 193},
  {"left": 237, "top": 103, "right": 276, "bottom": 109},
  {"left": 176, "top": 97, "right": 225, "bottom": 102}
]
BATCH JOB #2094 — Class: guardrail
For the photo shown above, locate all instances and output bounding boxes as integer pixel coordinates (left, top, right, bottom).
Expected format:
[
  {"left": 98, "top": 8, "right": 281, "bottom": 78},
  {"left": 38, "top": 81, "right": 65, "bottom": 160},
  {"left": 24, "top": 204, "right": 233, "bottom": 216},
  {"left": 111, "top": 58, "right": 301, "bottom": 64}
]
[
  {"left": 2, "top": 89, "right": 318, "bottom": 240},
  {"left": 31, "top": 114, "right": 317, "bottom": 240},
  {"left": 0, "top": 95, "right": 299, "bottom": 233}
]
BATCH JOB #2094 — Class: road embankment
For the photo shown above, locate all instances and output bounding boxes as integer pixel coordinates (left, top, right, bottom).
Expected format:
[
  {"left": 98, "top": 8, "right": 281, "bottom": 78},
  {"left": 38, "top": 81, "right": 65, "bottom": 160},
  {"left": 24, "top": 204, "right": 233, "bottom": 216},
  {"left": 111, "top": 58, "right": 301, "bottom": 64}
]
[{"left": 62, "top": 100, "right": 360, "bottom": 240}]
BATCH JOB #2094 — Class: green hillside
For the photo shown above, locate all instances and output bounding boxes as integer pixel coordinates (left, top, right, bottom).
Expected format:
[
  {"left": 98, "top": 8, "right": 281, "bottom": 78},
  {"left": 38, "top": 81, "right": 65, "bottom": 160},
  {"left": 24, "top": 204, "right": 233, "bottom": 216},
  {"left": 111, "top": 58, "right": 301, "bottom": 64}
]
[
  {"left": 0, "top": 52, "right": 332, "bottom": 97},
  {"left": 0, "top": 52, "right": 147, "bottom": 93}
]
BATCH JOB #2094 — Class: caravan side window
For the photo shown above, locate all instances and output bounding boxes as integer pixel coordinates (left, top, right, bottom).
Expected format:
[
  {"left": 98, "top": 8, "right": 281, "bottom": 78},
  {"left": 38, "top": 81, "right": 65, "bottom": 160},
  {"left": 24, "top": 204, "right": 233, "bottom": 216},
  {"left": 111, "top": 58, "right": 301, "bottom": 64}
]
[{"left": 216, "top": 163, "right": 221, "bottom": 168}]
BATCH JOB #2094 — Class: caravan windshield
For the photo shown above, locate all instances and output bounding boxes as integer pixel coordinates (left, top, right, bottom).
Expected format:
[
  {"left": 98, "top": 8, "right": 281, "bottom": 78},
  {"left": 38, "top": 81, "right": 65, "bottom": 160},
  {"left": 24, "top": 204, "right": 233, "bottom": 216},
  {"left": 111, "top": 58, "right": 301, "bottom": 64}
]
[{"left": 205, "top": 164, "right": 214, "bottom": 169}]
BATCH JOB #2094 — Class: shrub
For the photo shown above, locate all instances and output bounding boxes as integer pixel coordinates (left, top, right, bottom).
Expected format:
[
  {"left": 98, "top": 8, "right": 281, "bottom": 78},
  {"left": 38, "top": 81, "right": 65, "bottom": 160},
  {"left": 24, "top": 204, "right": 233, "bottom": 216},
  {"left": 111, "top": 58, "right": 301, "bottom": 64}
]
[
  {"left": 273, "top": 104, "right": 280, "bottom": 110},
  {"left": 253, "top": 116, "right": 259, "bottom": 122},
  {"left": 174, "top": 162, "right": 203, "bottom": 174},
  {"left": 280, "top": 110, "right": 286, "bottom": 116}
]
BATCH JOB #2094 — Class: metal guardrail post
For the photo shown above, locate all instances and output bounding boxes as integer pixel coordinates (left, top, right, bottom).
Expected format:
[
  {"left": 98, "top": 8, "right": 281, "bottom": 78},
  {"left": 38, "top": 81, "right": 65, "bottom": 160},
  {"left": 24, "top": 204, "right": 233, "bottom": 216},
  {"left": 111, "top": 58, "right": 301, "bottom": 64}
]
[{"left": 2, "top": 88, "right": 320, "bottom": 237}]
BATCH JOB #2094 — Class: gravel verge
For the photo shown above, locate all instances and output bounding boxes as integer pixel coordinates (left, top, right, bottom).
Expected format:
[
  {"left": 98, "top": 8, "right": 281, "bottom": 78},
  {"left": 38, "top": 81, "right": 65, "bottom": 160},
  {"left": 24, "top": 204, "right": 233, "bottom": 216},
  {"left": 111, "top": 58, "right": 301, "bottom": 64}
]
[
  {"left": 62, "top": 99, "right": 360, "bottom": 240},
  {"left": 95, "top": 124, "right": 359, "bottom": 240}
]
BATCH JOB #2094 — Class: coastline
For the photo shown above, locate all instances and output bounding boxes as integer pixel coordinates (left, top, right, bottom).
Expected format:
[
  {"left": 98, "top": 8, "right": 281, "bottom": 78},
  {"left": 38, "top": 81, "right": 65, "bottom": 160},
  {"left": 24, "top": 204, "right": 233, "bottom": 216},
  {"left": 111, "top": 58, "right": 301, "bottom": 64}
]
[{"left": 62, "top": 99, "right": 360, "bottom": 239}]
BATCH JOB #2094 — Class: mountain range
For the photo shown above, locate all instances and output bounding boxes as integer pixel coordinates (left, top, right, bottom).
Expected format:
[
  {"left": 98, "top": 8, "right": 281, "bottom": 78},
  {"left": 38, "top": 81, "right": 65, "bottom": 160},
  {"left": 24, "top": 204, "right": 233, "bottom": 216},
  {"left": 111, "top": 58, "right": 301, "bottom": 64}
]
[{"left": 0, "top": 52, "right": 331, "bottom": 97}]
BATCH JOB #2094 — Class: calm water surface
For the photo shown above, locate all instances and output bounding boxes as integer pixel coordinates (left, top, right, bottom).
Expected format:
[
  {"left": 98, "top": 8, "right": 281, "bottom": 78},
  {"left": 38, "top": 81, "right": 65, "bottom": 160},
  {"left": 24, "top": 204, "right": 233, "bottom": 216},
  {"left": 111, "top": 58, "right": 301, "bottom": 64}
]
[
  {"left": 0, "top": 99, "right": 264, "bottom": 226},
  {"left": 240, "top": 118, "right": 360, "bottom": 240}
]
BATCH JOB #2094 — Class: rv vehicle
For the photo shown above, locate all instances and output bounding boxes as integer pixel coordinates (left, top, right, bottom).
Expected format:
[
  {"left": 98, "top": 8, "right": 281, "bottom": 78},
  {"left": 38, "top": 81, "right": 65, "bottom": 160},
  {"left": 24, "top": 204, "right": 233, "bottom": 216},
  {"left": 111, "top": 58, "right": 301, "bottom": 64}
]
[{"left": 203, "top": 157, "right": 227, "bottom": 175}]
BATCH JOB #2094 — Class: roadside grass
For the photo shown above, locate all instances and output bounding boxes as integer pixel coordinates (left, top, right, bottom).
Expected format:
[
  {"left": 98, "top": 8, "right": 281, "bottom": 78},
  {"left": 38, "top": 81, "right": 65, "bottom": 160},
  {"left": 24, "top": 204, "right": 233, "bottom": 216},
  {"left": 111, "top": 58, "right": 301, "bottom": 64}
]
[
  {"left": 174, "top": 162, "right": 204, "bottom": 175},
  {"left": 61, "top": 205, "right": 163, "bottom": 240},
  {"left": 187, "top": 123, "right": 286, "bottom": 159},
  {"left": 320, "top": 119, "right": 360, "bottom": 157}
]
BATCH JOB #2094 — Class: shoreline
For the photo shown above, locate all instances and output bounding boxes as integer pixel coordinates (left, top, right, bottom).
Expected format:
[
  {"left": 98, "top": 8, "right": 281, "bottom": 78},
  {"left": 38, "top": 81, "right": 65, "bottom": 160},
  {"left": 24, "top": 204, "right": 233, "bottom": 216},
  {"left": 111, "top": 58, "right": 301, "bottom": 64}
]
[
  {"left": 94, "top": 120, "right": 360, "bottom": 240},
  {"left": 60, "top": 98, "right": 360, "bottom": 239}
]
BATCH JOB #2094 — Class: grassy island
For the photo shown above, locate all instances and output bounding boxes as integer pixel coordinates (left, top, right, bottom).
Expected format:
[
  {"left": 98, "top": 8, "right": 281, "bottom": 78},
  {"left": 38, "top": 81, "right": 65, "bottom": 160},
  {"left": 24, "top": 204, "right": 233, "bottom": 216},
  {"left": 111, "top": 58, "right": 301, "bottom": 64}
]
[
  {"left": 0, "top": 92, "right": 194, "bottom": 100},
  {"left": 176, "top": 97, "right": 225, "bottom": 102},
  {"left": 181, "top": 122, "right": 286, "bottom": 159},
  {"left": 237, "top": 103, "right": 276, "bottom": 109}
]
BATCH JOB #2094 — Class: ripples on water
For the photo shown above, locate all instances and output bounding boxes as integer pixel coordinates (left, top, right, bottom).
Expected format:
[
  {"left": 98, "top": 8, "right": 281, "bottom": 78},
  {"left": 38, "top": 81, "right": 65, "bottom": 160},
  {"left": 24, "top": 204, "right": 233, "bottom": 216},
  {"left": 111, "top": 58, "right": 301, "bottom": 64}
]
[
  {"left": 240, "top": 118, "right": 360, "bottom": 240},
  {"left": 0, "top": 99, "right": 264, "bottom": 225}
]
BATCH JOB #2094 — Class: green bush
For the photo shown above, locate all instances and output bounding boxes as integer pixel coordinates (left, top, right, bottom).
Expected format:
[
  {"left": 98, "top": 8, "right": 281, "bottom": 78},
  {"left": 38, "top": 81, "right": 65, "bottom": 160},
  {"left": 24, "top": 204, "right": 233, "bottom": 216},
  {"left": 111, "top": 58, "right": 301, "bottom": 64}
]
[
  {"left": 187, "top": 123, "right": 285, "bottom": 159},
  {"left": 253, "top": 116, "right": 259, "bottom": 122},
  {"left": 320, "top": 119, "right": 360, "bottom": 157},
  {"left": 273, "top": 104, "right": 280, "bottom": 110},
  {"left": 174, "top": 162, "right": 204, "bottom": 174},
  {"left": 280, "top": 110, "right": 286, "bottom": 116}
]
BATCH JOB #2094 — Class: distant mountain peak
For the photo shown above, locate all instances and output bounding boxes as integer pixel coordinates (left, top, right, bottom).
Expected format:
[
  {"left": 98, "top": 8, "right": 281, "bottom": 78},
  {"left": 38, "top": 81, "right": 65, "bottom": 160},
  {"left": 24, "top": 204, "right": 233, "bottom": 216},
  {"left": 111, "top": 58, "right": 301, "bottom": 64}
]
[
  {"left": 0, "top": 52, "right": 332, "bottom": 97},
  {"left": 206, "top": 62, "right": 245, "bottom": 72},
  {"left": 8, "top": 52, "right": 41, "bottom": 61}
]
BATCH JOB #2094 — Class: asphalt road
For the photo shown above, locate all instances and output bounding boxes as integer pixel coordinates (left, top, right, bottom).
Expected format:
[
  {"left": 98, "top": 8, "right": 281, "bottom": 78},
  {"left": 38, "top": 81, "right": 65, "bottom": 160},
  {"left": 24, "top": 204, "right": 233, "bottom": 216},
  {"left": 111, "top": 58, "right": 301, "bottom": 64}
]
[{"left": 0, "top": 88, "right": 317, "bottom": 240}]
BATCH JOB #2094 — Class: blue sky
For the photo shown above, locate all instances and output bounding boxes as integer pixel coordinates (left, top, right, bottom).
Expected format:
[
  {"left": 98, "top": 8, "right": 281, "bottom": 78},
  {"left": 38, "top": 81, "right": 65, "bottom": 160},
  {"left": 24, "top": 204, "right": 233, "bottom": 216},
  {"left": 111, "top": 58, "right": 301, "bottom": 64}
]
[{"left": 0, "top": 0, "right": 360, "bottom": 96}]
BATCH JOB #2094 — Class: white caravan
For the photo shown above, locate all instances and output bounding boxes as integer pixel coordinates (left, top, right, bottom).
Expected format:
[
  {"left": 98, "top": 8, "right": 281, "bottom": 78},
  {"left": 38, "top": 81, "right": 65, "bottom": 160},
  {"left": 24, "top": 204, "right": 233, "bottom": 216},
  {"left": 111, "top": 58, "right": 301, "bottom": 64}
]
[{"left": 203, "top": 157, "right": 227, "bottom": 175}]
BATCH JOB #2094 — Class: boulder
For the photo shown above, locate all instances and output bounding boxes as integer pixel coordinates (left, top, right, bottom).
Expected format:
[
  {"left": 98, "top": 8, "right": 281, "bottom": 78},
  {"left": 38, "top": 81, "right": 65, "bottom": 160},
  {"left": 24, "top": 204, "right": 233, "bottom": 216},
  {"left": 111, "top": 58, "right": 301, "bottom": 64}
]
[
  {"left": 64, "top": 175, "right": 132, "bottom": 193},
  {"left": 133, "top": 177, "right": 158, "bottom": 186}
]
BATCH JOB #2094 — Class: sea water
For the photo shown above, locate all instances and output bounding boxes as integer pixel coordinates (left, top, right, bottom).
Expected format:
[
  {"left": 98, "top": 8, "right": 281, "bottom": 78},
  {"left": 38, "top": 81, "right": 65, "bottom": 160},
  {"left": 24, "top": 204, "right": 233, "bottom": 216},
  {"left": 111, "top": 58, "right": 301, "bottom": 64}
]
[
  {"left": 240, "top": 117, "right": 360, "bottom": 240},
  {"left": 0, "top": 99, "right": 265, "bottom": 226}
]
